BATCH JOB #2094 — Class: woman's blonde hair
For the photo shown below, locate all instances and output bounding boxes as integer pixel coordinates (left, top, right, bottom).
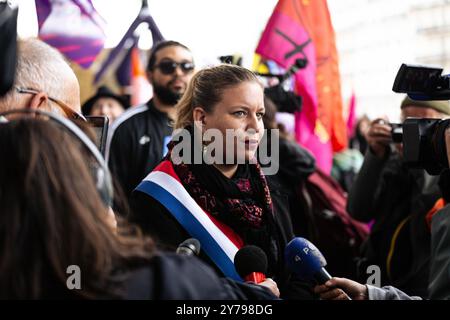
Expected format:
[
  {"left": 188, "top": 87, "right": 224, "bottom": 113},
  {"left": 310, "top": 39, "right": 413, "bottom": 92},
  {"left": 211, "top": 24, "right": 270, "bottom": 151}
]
[{"left": 174, "top": 64, "right": 262, "bottom": 129}]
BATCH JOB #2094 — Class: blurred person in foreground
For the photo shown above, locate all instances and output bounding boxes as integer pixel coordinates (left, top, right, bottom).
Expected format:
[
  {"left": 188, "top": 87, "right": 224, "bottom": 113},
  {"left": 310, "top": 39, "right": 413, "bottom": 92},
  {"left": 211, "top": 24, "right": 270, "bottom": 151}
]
[
  {"left": 0, "top": 38, "right": 82, "bottom": 119},
  {"left": 0, "top": 118, "right": 278, "bottom": 299}
]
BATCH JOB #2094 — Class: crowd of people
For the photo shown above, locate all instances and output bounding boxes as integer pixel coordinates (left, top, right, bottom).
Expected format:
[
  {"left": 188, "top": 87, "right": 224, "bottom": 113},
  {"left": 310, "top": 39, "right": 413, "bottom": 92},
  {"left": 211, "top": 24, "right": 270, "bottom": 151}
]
[{"left": 1, "top": 36, "right": 450, "bottom": 301}]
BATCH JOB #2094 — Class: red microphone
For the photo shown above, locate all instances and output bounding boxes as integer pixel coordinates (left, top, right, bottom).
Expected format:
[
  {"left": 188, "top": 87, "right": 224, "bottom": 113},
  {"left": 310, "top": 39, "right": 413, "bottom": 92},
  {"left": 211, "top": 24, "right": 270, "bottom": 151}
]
[{"left": 234, "top": 245, "right": 268, "bottom": 284}]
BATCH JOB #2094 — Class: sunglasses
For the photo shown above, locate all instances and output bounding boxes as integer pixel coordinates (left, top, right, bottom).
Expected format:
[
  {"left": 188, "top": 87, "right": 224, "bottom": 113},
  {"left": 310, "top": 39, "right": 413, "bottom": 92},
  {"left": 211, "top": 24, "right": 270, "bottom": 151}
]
[
  {"left": 154, "top": 60, "right": 195, "bottom": 75},
  {"left": 15, "top": 87, "right": 87, "bottom": 121}
]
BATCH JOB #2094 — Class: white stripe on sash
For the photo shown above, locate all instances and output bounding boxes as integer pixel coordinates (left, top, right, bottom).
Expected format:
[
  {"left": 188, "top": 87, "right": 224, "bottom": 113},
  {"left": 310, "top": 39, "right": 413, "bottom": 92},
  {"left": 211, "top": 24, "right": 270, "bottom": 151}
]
[{"left": 139, "top": 170, "right": 242, "bottom": 280}]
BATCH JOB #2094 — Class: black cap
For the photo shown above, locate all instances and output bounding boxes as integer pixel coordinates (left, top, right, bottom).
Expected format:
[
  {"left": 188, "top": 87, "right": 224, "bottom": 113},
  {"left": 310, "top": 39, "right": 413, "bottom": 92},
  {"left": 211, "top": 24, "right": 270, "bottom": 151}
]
[{"left": 82, "top": 86, "right": 128, "bottom": 116}]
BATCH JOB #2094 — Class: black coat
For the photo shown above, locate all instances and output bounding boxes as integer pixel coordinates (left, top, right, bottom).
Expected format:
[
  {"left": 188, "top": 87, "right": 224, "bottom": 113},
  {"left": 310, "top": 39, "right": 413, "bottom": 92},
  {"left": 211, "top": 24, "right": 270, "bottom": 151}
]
[
  {"left": 123, "top": 253, "right": 277, "bottom": 300},
  {"left": 41, "top": 253, "right": 276, "bottom": 300},
  {"left": 268, "top": 137, "right": 316, "bottom": 237},
  {"left": 130, "top": 175, "right": 315, "bottom": 300}
]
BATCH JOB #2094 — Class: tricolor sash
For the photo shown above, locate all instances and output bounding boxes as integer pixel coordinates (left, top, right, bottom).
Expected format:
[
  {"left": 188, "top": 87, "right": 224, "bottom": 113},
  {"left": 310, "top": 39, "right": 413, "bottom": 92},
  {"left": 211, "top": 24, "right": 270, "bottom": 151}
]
[{"left": 136, "top": 160, "right": 244, "bottom": 281}]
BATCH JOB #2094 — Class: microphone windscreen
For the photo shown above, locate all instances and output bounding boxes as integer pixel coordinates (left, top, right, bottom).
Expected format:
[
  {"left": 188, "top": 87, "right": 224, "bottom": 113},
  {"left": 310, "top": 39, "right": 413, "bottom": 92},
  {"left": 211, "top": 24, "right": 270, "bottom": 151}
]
[
  {"left": 178, "top": 238, "right": 201, "bottom": 256},
  {"left": 234, "top": 245, "right": 268, "bottom": 278},
  {"left": 285, "top": 237, "right": 327, "bottom": 280}
]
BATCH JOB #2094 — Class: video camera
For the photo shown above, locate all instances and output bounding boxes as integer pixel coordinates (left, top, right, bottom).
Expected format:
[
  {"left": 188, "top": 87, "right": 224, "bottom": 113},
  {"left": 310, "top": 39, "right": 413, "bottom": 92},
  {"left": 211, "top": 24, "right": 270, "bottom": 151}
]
[
  {"left": 393, "top": 64, "right": 450, "bottom": 101},
  {"left": 392, "top": 64, "right": 450, "bottom": 175},
  {"left": 390, "top": 123, "right": 403, "bottom": 144},
  {"left": 257, "top": 58, "right": 306, "bottom": 114}
]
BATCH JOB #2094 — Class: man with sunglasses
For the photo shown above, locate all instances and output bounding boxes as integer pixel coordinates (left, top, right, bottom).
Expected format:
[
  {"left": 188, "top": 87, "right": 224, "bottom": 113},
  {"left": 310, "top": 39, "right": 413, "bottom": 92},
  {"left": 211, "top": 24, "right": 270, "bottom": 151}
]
[
  {"left": 0, "top": 38, "right": 82, "bottom": 120},
  {"left": 106, "top": 40, "right": 195, "bottom": 201}
]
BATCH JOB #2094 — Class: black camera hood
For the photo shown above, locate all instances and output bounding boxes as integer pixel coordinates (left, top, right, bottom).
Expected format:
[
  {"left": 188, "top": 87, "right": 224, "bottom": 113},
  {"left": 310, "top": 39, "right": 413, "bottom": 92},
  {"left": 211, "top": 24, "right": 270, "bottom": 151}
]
[
  {"left": 393, "top": 63, "right": 450, "bottom": 101},
  {"left": 0, "top": 1, "right": 18, "bottom": 97}
]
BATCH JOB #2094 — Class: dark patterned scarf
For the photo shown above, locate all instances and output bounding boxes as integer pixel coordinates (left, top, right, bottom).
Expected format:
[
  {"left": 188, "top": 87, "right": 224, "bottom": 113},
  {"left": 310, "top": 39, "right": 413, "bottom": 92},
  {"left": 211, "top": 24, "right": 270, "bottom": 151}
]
[{"left": 165, "top": 135, "right": 274, "bottom": 239}]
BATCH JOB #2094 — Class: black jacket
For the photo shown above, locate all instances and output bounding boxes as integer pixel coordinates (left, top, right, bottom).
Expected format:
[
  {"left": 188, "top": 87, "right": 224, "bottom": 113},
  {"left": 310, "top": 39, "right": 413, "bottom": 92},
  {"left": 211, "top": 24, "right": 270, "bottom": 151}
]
[
  {"left": 40, "top": 253, "right": 276, "bottom": 300},
  {"left": 124, "top": 253, "right": 277, "bottom": 300},
  {"left": 106, "top": 100, "right": 172, "bottom": 199},
  {"left": 429, "top": 203, "right": 450, "bottom": 300},
  {"left": 130, "top": 172, "right": 315, "bottom": 300},
  {"left": 269, "top": 137, "right": 316, "bottom": 237}
]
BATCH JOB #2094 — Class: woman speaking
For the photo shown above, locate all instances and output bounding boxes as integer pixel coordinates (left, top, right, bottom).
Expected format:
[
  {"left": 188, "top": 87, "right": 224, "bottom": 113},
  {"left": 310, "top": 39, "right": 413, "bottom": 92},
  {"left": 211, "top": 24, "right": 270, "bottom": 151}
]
[{"left": 132, "top": 64, "right": 313, "bottom": 299}]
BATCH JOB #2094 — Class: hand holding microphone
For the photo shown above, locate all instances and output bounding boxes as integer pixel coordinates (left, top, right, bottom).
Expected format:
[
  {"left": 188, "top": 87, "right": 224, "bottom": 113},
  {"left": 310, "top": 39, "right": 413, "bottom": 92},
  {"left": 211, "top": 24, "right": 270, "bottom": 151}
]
[
  {"left": 314, "top": 277, "right": 368, "bottom": 300},
  {"left": 285, "top": 237, "right": 352, "bottom": 300},
  {"left": 234, "top": 245, "right": 280, "bottom": 298}
]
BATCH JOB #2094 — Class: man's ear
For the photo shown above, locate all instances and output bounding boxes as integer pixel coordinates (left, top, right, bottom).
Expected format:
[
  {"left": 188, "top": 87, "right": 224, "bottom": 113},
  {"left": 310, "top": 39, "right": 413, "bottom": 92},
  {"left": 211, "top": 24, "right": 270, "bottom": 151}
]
[
  {"left": 27, "top": 91, "right": 49, "bottom": 110},
  {"left": 146, "top": 71, "right": 153, "bottom": 85},
  {"left": 193, "top": 107, "right": 206, "bottom": 129}
]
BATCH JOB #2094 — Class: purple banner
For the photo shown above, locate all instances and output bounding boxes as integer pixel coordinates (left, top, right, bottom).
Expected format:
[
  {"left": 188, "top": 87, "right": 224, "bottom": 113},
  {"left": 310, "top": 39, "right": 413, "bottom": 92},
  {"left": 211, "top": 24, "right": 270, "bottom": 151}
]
[{"left": 35, "top": 0, "right": 106, "bottom": 69}]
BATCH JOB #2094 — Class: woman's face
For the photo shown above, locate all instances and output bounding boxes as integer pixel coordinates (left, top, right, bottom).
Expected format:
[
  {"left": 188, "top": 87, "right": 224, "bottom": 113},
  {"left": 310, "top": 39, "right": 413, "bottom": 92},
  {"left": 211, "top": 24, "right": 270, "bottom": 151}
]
[{"left": 199, "top": 81, "right": 265, "bottom": 162}]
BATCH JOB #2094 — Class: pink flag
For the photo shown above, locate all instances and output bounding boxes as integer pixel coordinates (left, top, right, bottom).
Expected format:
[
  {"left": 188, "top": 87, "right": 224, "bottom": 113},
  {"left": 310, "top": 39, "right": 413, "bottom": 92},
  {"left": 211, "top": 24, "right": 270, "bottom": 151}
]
[
  {"left": 256, "top": 9, "right": 318, "bottom": 129},
  {"left": 256, "top": 0, "right": 347, "bottom": 173},
  {"left": 130, "top": 47, "right": 152, "bottom": 106},
  {"left": 347, "top": 91, "right": 357, "bottom": 139}
]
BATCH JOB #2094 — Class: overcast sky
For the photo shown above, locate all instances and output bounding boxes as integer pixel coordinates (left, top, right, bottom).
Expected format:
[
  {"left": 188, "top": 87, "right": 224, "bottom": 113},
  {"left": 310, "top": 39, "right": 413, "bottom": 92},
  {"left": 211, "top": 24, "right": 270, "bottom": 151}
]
[{"left": 16, "top": 0, "right": 279, "bottom": 67}]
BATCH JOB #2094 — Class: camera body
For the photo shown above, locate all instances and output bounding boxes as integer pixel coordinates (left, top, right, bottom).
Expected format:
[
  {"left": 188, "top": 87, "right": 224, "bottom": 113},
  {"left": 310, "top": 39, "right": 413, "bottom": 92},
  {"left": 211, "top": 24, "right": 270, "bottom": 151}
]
[
  {"left": 390, "top": 123, "right": 403, "bottom": 144},
  {"left": 264, "top": 85, "right": 302, "bottom": 114},
  {"left": 400, "top": 118, "right": 450, "bottom": 175}
]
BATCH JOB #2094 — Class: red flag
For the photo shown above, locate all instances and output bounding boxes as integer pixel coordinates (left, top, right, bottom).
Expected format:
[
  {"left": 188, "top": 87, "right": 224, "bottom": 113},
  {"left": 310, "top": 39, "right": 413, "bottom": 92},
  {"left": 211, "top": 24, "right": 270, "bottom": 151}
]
[
  {"left": 256, "top": 0, "right": 347, "bottom": 173},
  {"left": 130, "top": 47, "right": 152, "bottom": 106}
]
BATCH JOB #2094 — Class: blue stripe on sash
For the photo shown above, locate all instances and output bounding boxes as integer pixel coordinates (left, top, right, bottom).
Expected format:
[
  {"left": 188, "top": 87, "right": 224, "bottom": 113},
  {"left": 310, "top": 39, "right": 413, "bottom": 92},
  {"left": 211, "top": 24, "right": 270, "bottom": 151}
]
[{"left": 136, "top": 180, "right": 242, "bottom": 281}]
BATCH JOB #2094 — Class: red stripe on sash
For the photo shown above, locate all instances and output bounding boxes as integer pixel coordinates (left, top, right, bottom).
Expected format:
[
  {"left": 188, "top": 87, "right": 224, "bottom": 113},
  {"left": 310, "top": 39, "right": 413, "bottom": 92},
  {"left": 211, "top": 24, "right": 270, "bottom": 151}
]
[
  {"left": 154, "top": 160, "right": 182, "bottom": 183},
  {"left": 154, "top": 160, "right": 244, "bottom": 249}
]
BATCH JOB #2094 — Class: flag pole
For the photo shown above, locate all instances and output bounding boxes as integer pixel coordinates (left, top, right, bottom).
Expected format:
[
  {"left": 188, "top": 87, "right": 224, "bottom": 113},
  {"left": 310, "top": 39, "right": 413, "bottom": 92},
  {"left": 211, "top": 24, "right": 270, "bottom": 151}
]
[{"left": 93, "top": 0, "right": 164, "bottom": 84}]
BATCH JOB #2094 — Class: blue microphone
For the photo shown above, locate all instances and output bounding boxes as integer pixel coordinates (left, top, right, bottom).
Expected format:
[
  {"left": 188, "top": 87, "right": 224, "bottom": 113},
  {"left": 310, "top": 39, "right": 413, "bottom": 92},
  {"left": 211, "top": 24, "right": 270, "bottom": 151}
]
[
  {"left": 285, "top": 237, "right": 331, "bottom": 284},
  {"left": 285, "top": 237, "right": 352, "bottom": 300}
]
